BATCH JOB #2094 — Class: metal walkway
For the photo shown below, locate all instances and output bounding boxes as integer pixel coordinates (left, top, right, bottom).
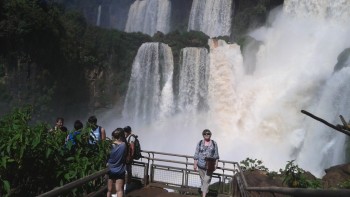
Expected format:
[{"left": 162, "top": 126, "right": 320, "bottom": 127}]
[{"left": 38, "top": 150, "right": 350, "bottom": 197}]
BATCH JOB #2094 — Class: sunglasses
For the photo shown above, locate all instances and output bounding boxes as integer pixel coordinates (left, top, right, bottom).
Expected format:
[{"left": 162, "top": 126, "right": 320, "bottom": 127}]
[{"left": 203, "top": 133, "right": 211, "bottom": 136}]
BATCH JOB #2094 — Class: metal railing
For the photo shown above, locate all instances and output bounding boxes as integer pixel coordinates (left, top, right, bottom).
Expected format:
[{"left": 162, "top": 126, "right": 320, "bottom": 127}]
[
  {"left": 37, "top": 168, "right": 108, "bottom": 197},
  {"left": 139, "top": 150, "right": 238, "bottom": 196},
  {"left": 38, "top": 150, "right": 238, "bottom": 196},
  {"left": 38, "top": 150, "right": 350, "bottom": 197}
]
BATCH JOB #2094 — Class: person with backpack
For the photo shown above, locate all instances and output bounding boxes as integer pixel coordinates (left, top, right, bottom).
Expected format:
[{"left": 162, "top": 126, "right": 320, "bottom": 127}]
[
  {"left": 123, "top": 126, "right": 142, "bottom": 188},
  {"left": 87, "top": 115, "right": 106, "bottom": 144},
  {"left": 65, "top": 120, "right": 84, "bottom": 150},
  {"left": 193, "top": 129, "right": 219, "bottom": 197},
  {"left": 107, "top": 128, "right": 127, "bottom": 197}
]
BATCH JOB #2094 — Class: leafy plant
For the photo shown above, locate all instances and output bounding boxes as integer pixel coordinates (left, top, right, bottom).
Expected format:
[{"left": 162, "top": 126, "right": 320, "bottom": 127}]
[
  {"left": 280, "top": 160, "right": 321, "bottom": 188},
  {"left": 239, "top": 157, "right": 269, "bottom": 172},
  {"left": 0, "top": 106, "right": 111, "bottom": 196},
  {"left": 338, "top": 179, "right": 350, "bottom": 189}
]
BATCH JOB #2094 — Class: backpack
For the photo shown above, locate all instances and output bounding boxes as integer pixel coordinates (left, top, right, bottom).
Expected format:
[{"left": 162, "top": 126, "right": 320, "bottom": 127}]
[
  {"left": 65, "top": 131, "right": 81, "bottom": 147},
  {"left": 128, "top": 134, "right": 142, "bottom": 160}
]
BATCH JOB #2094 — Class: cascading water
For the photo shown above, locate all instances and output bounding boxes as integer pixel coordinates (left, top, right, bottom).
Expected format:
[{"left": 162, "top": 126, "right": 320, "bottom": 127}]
[
  {"left": 283, "top": 0, "right": 350, "bottom": 20},
  {"left": 188, "top": 0, "right": 232, "bottom": 37},
  {"left": 124, "top": 0, "right": 171, "bottom": 36},
  {"left": 178, "top": 47, "right": 209, "bottom": 113},
  {"left": 96, "top": 5, "right": 101, "bottom": 26},
  {"left": 122, "top": 42, "right": 174, "bottom": 125},
  {"left": 282, "top": 0, "right": 350, "bottom": 176},
  {"left": 296, "top": 67, "right": 350, "bottom": 176},
  {"left": 116, "top": 0, "right": 350, "bottom": 177}
]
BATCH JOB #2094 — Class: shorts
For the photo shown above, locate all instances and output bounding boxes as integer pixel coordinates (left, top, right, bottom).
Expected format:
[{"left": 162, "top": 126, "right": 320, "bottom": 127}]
[{"left": 108, "top": 171, "right": 125, "bottom": 180}]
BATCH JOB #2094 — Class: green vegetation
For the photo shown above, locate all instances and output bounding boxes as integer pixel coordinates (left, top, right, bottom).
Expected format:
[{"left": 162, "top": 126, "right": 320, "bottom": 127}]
[
  {"left": 239, "top": 158, "right": 322, "bottom": 189},
  {"left": 0, "top": 106, "right": 111, "bottom": 196},
  {"left": 240, "top": 157, "right": 269, "bottom": 172},
  {"left": 338, "top": 179, "right": 350, "bottom": 189},
  {"left": 280, "top": 160, "right": 321, "bottom": 188}
]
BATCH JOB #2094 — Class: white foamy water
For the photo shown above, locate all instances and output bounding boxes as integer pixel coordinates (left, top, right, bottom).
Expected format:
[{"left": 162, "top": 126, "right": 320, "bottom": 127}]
[
  {"left": 102, "top": 0, "right": 350, "bottom": 177},
  {"left": 178, "top": 47, "right": 209, "bottom": 113},
  {"left": 96, "top": 5, "right": 101, "bottom": 26},
  {"left": 122, "top": 42, "right": 174, "bottom": 124},
  {"left": 125, "top": 0, "right": 171, "bottom": 36},
  {"left": 188, "top": 0, "right": 232, "bottom": 37}
]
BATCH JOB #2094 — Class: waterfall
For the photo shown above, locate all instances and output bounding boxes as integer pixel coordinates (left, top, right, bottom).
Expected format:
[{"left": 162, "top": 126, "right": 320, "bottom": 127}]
[
  {"left": 125, "top": 0, "right": 171, "bottom": 36},
  {"left": 244, "top": 0, "right": 350, "bottom": 175},
  {"left": 297, "top": 67, "right": 350, "bottom": 175},
  {"left": 96, "top": 5, "right": 101, "bottom": 26},
  {"left": 188, "top": 0, "right": 232, "bottom": 37},
  {"left": 122, "top": 42, "right": 174, "bottom": 125},
  {"left": 114, "top": 0, "right": 350, "bottom": 176},
  {"left": 178, "top": 47, "right": 209, "bottom": 113},
  {"left": 207, "top": 39, "right": 244, "bottom": 134},
  {"left": 283, "top": 0, "right": 350, "bottom": 21}
]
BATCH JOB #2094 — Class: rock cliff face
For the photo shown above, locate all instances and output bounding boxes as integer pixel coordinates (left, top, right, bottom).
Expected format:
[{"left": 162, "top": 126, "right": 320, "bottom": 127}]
[{"left": 323, "top": 163, "right": 350, "bottom": 188}]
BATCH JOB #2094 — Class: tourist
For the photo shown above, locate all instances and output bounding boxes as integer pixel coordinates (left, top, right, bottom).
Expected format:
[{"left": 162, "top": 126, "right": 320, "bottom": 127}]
[
  {"left": 87, "top": 115, "right": 106, "bottom": 144},
  {"left": 193, "top": 129, "right": 219, "bottom": 197},
  {"left": 50, "top": 117, "right": 64, "bottom": 132},
  {"left": 124, "top": 126, "right": 135, "bottom": 187},
  {"left": 65, "top": 120, "right": 83, "bottom": 150},
  {"left": 107, "top": 128, "right": 127, "bottom": 197}
]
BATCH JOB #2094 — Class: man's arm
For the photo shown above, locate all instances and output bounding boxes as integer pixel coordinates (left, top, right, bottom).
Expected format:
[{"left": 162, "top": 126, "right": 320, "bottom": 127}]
[
  {"left": 129, "top": 141, "right": 135, "bottom": 157},
  {"left": 101, "top": 127, "right": 106, "bottom": 140}
]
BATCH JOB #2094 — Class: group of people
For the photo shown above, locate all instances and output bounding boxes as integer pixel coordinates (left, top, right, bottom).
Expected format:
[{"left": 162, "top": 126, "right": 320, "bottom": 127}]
[
  {"left": 51, "top": 116, "right": 107, "bottom": 145},
  {"left": 50, "top": 116, "right": 137, "bottom": 197},
  {"left": 107, "top": 127, "right": 220, "bottom": 197},
  {"left": 51, "top": 116, "right": 220, "bottom": 197}
]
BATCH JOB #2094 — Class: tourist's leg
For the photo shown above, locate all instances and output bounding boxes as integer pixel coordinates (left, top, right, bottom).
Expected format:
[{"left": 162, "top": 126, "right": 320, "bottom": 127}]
[
  {"left": 198, "top": 168, "right": 206, "bottom": 195},
  {"left": 126, "top": 163, "right": 132, "bottom": 184},
  {"left": 201, "top": 171, "right": 212, "bottom": 197},
  {"left": 115, "top": 178, "right": 125, "bottom": 197},
  {"left": 107, "top": 178, "right": 114, "bottom": 197}
]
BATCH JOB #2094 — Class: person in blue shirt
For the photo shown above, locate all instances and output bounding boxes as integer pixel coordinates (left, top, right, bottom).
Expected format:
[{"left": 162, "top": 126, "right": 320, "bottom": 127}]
[
  {"left": 65, "top": 120, "right": 83, "bottom": 149},
  {"left": 107, "top": 128, "right": 127, "bottom": 197},
  {"left": 193, "top": 129, "right": 219, "bottom": 197}
]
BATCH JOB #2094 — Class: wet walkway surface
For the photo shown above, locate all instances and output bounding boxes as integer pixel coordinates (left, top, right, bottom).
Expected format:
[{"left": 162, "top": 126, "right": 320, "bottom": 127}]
[
  {"left": 125, "top": 186, "right": 199, "bottom": 197},
  {"left": 122, "top": 180, "right": 221, "bottom": 197}
]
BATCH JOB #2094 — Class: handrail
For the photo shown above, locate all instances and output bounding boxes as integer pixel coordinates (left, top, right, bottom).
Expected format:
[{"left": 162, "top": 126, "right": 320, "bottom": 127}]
[
  {"left": 37, "top": 150, "right": 350, "bottom": 197},
  {"left": 142, "top": 150, "right": 237, "bottom": 165},
  {"left": 142, "top": 150, "right": 236, "bottom": 168},
  {"left": 141, "top": 150, "right": 237, "bottom": 196},
  {"left": 37, "top": 168, "right": 108, "bottom": 197},
  {"left": 38, "top": 150, "right": 237, "bottom": 196}
]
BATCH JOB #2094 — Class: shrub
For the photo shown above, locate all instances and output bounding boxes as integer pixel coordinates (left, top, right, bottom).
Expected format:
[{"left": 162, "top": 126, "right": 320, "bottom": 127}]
[
  {"left": 0, "top": 106, "right": 111, "bottom": 196},
  {"left": 280, "top": 160, "right": 321, "bottom": 188},
  {"left": 239, "top": 157, "right": 269, "bottom": 172}
]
